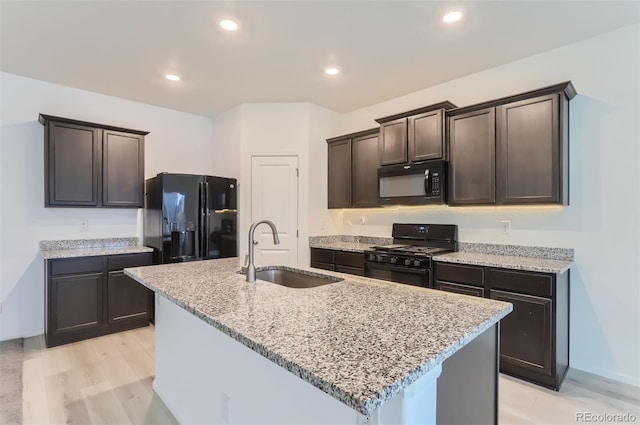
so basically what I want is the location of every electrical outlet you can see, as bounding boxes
[500,220,511,235]
[221,393,230,423]
[80,220,89,232]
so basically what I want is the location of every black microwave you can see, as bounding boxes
[377,160,447,205]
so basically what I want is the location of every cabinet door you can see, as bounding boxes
[103,130,145,207]
[448,108,496,205]
[310,248,335,271]
[107,271,152,324]
[327,139,352,208]
[46,121,101,206]
[352,133,380,208]
[491,289,553,377]
[408,109,444,162]
[496,94,561,204]
[379,118,407,165]
[50,272,105,336]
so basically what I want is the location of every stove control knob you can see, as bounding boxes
[413,260,422,267]
[404,259,412,266]
[367,253,376,261]
[376,255,384,262]
[390,257,397,264]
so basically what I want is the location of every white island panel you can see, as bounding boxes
[154,294,442,425]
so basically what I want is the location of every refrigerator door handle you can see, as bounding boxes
[199,181,205,259]
[204,181,210,258]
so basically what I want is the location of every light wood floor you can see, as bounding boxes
[22,326,640,425]
[22,326,177,425]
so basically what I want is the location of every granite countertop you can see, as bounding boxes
[433,252,572,273]
[309,241,378,252]
[40,237,153,259]
[309,235,392,253]
[125,258,511,415]
[308,238,574,274]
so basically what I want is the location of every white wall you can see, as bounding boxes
[211,103,338,268]
[0,72,218,340]
[320,24,640,385]
[308,104,341,237]
[210,105,242,181]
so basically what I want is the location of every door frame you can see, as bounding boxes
[242,153,302,267]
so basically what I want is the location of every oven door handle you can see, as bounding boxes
[365,262,428,275]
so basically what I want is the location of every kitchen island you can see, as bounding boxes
[125,258,511,424]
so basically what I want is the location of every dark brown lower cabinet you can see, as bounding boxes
[50,272,104,337]
[310,248,335,271]
[310,248,364,276]
[490,268,569,390]
[433,261,569,390]
[433,262,484,295]
[45,252,153,347]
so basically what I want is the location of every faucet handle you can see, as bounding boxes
[253,240,259,245]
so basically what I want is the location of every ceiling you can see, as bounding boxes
[1,1,638,117]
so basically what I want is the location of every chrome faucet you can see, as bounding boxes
[246,220,280,282]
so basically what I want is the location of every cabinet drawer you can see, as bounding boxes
[436,281,484,297]
[490,269,552,297]
[108,252,153,271]
[311,248,335,264]
[311,261,334,272]
[335,265,364,276]
[335,251,364,268]
[434,263,484,287]
[50,257,103,276]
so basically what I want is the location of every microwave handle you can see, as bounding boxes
[424,169,430,196]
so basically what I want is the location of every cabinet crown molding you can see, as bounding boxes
[326,127,378,144]
[39,113,150,136]
[374,101,458,124]
[447,81,576,117]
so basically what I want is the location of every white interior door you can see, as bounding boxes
[250,156,299,266]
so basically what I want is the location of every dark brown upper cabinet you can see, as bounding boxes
[448,108,497,206]
[447,82,575,206]
[327,138,352,209]
[378,117,407,165]
[351,131,380,208]
[102,130,145,207]
[40,114,149,208]
[326,128,380,209]
[496,93,568,204]
[375,102,457,166]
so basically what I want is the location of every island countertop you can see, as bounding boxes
[125,258,511,415]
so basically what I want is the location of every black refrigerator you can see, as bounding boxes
[144,173,237,264]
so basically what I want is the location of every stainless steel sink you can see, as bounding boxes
[254,268,343,288]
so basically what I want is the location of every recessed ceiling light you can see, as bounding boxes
[442,10,463,23]
[220,20,239,31]
[165,74,180,81]
[325,68,340,75]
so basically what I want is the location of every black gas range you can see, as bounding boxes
[364,223,458,288]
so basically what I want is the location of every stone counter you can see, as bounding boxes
[40,237,153,259]
[125,258,511,415]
